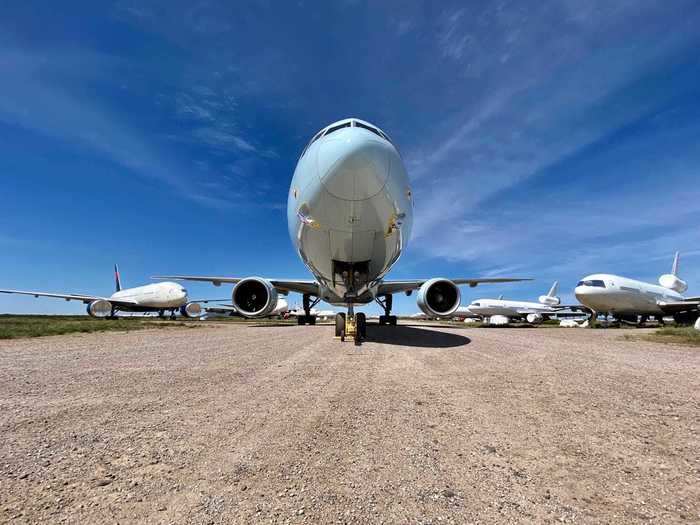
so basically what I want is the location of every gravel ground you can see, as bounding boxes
[0,323,698,524]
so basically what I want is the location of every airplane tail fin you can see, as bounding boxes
[539,281,560,305]
[114,264,122,292]
[671,251,680,276]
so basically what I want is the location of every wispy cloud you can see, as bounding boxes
[406,0,700,277]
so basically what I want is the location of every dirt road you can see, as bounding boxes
[0,323,698,523]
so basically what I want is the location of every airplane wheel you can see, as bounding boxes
[340,329,345,342]
[308,315,317,325]
[378,315,386,326]
[297,315,307,325]
[354,326,361,346]
[389,315,397,326]
[356,312,366,338]
[335,313,346,337]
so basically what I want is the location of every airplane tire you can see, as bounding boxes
[389,315,398,326]
[297,315,307,325]
[335,313,346,337]
[354,326,361,346]
[356,312,366,338]
[378,315,387,326]
[308,316,317,325]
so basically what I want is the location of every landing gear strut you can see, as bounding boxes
[336,306,366,346]
[375,294,397,326]
[297,294,319,325]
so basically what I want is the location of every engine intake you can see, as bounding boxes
[416,278,461,317]
[539,295,560,306]
[86,299,112,318]
[180,302,203,318]
[232,277,279,317]
[526,313,544,324]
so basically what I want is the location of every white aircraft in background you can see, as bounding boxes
[0,265,211,319]
[155,118,528,344]
[202,297,289,319]
[286,306,336,321]
[463,282,589,325]
[575,252,700,325]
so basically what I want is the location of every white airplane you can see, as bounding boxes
[463,282,588,325]
[155,118,528,344]
[202,297,289,319]
[0,265,209,319]
[575,252,700,325]
[287,306,336,321]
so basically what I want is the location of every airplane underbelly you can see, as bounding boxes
[295,188,406,301]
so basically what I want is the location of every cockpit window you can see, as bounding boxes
[576,280,606,288]
[301,129,325,158]
[354,121,384,139]
[324,121,351,137]
[472,302,480,307]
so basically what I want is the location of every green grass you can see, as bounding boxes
[640,326,700,346]
[0,315,196,340]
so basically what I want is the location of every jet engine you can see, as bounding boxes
[86,299,112,318]
[416,278,461,317]
[526,313,544,324]
[231,277,279,317]
[538,295,560,306]
[488,315,510,326]
[180,302,203,318]
[659,274,688,293]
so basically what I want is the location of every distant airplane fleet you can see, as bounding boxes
[2,119,699,338]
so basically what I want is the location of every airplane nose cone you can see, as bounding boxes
[318,129,390,201]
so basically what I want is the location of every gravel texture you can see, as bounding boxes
[0,323,698,524]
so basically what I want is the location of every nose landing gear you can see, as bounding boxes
[335,307,366,346]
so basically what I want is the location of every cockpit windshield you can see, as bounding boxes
[576,280,606,288]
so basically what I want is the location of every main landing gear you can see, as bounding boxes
[375,294,397,326]
[335,306,366,346]
[297,294,318,325]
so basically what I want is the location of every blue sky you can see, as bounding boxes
[2,0,700,315]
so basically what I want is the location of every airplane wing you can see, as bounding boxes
[657,300,700,314]
[377,277,532,296]
[0,289,138,306]
[152,276,320,295]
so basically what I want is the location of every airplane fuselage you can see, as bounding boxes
[111,282,187,310]
[287,118,413,306]
[466,299,559,318]
[574,274,682,315]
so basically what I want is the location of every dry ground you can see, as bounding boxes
[0,323,698,524]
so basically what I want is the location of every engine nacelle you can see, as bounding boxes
[526,313,544,324]
[86,299,112,318]
[488,315,510,326]
[416,278,461,317]
[538,295,560,306]
[232,277,279,317]
[180,302,203,318]
[659,274,688,293]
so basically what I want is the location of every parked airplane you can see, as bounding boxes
[154,118,528,344]
[0,265,210,319]
[574,252,700,325]
[464,282,588,324]
[287,306,337,321]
